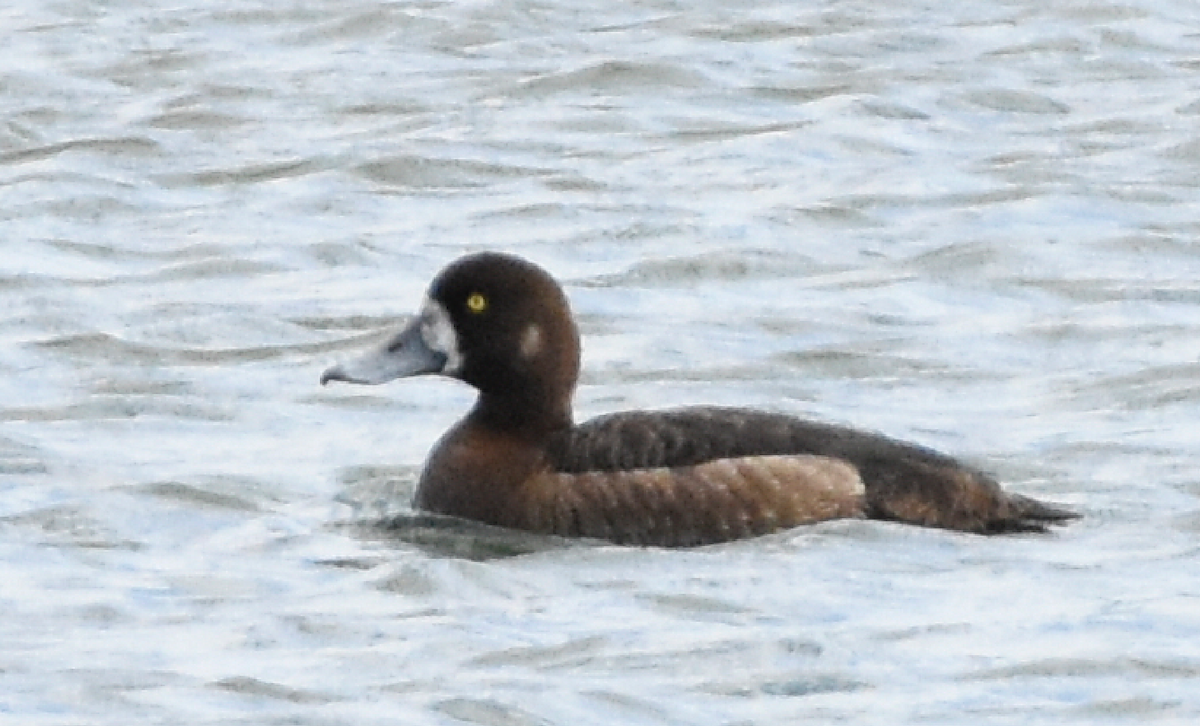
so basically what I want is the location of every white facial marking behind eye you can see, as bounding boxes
[519,323,542,359]
[418,298,462,373]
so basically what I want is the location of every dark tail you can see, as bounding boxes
[861,455,1079,535]
[994,493,1079,534]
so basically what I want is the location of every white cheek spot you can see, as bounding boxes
[519,323,542,360]
[418,298,462,373]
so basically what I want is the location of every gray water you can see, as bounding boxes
[4,0,1200,723]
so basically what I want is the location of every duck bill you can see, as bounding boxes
[321,316,447,386]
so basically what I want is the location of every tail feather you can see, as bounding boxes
[999,493,1079,534]
[861,455,1079,534]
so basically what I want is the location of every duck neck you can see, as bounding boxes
[471,386,573,440]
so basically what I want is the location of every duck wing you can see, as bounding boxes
[547,406,1076,534]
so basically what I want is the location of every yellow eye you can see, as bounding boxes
[466,292,488,314]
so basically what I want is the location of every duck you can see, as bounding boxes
[321,251,1077,547]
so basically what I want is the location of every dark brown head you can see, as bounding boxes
[322,252,581,431]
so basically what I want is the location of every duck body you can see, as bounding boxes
[322,252,1076,546]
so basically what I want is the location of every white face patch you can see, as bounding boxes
[519,323,542,360]
[417,297,462,373]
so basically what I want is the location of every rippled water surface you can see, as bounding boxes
[5,0,1200,723]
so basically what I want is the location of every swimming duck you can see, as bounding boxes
[322,252,1077,546]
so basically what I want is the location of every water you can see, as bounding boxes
[4,0,1200,723]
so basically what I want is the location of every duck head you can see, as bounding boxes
[321,252,581,431]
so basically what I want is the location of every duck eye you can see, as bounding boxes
[465,292,488,314]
